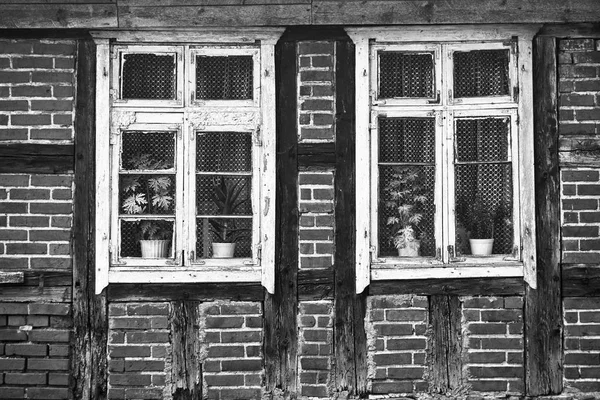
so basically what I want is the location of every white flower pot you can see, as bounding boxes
[212,242,236,258]
[397,240,420,257]
[469,238,494,256]
[140,240,170,258]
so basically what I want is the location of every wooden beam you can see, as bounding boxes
[558,136,600,167]
[108,282,263,302]
[170,301,202,400]
[333,38,367,396]
[370,278,525,296]
[298,142,336,168]
[0,286,71,302]
[264,37,299,398]
[0,272,24,284]
[428,295,467,394]
[119,0,311,4]
[118,5,310,27]
[0,144,74,174]
[312,0,600,25]
[71,38,109,400]
[525,35,562,396]
[298,269,333,301]
[539,23,600,38]
[563,264,600,297]
[0,4,117,29]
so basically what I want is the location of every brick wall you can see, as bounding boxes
[366,295,428,394]
[297,41,335,143]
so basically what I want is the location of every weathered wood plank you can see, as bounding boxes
[71,38,109,400]
[298,142,336,168]
[264,37,299,398]
[563,264,600,297]
[0,4,117,29]
[312,0,600,25]
[120,0,309,5]
[559,136,600,167]
[370,278,525,296]
[118,5,310,27]
[428,296,467,395]
[108,283,263,302]
[539,23,600,38]
[0,144,74,174]
[23,271,72,287]
[0,0,115,3]
[170,301,202,400]
[0,286,71,302]
[526,36,562,396]
[0,272,24,284]
[298,269,333,300]
[334,38,367,396]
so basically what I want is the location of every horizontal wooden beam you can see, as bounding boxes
[559,136,600,167]
[0,4,117,29]
[370,277,525,296]
[119,0,311,5]
[0,143,74,174]
[563,264,600,297]
[24,270,72,287]
[108,282,264,302]
[298,268,333,300]
[312,0,600,25]
[0,286,71,302]
[118,4,311,27]
[0,272,24,285]
[539,23,600,37]
[298,143,336,168]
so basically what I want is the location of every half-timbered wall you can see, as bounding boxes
[1,27,600,400]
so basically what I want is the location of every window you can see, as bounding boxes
[93,30,283,294]
[347,26,538,292]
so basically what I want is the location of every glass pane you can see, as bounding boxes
[456,118,509,162]
[197,132,251,172]
[454,49,510,98]
[121,131,175,170]
[120,174,176,215]
[379,52,434,99]
[196,176,252,216]
[196,55,253,100]
[121,53,176,100]
[196,217,252,259]
[379,118,435,163]
[378,166,436,258]
[120,219,174,258]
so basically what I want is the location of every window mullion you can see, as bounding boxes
[174,125,185,266]
[370,110,381,262]
[442,110,454,263]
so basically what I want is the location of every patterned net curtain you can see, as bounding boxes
[454,50,510,98]
[196,56,253,100]
[121,54,176,100]
[379,52,434,98]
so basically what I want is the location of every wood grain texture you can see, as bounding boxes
[370,278,525,296]
[0,4,117,28]
[108,282,263,302]
[0,286,71,302]
[170,301,202,400]
[333,38,368,396]
[263,38,298,398]
[559,136,600,167]
[120,0,309,5]
[0,144,74,174]
[118,5,310,27]
[539,23,600,38]
[525,35,562,396]
[298,269,334,300]
[0,272,24,284]
[71,38,109,400]
[563,264,600,297]
[23,271,72,287]
[428,295,466,395]
[312,0,600,25]
[298,142,336,168]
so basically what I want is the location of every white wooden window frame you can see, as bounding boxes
[371,43,441,106]
[111,45,184,108]
[187,46,260,108]
[93,29,283,294]
[347,25,539,293]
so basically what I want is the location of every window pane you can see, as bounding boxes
[121,53,176,100]
[197,132,252,172]
[379,52,434,99]
[379,118,435,163]
[120,219,174,258]
[454,49,509,98]
[196,175,252,216]
[121,131,175,170]
[196,217,252,259]
[196,55,253,100]
[454,118,513,256]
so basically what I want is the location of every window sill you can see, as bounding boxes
[371,261,523,280]
[109,265,261,284]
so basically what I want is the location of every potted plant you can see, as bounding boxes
[209,177,250,258]
[384,167,429,257]
[466,199,495,256]
[121,154,174,258]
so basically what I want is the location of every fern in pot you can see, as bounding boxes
[121,154,174,258]
[209,177,251,258]
[384,167,429,257]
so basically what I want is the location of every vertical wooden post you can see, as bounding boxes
[170,301,202,400]
[71,38,108,400]
[525,35,562,396]
[333,39,367,396]
[264,38,298,397]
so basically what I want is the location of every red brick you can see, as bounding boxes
[0,258,28,269]
[13,57,53,69]
[126,303,169,315]
[386,309,426,321]
[312,86,334,97]
[6,242,47,254]
[53,114,72,125]
[32,43,75,56]
[207,345,244,358]
[27,387,69,399]
[559,39,595,51]
[0,41,33,54]
[31,71,73,83]
[563,226,599,237]
[49,243,70,255]
[481,338,522,350]
[564,297,600,309]
[470,380,508,392]
[5,344,47,357]
[371,381,413,394]
[463,297,503,309]
[109,346,151,358]
[204,373,245,386]
[298,42,333,54]
[29,303,69,315]
[468,351,505,363]
[565,353,600,365]
[48,372,69,386]
[0,100,28,111]
[30,175,72,187]
[29,329,70,343]
[52,189,72,200]
[575,80,600,91]
[301,99,333,111]
[27,316,49,327]
[30,258,71,270]
[311,55,333,68]
[0,71,30,83]
[126,331,169,343]
[573,51,600,63]
[387,338,426,350]
[29,229,71,241]
[0,229,28,241]
[54,58,74,69]
[560,123,597,135]
[30,128,72,140]
[11,85,52,97]
[51,216,72,228]
[29,203,72,214]
[300,256,332,269]
[10,216,49,227]
[53,86,74,98]
[0,114,7,125]
[373,352,412,366]
[299,173,333,185]
[4,372,46,385]
[109,317,151,330]
[110,373,152,386]
[563,199,598,211]
[300,302,331,314]
[27,358,69,370]
[301,127,334,140]
[481,309,522,322]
